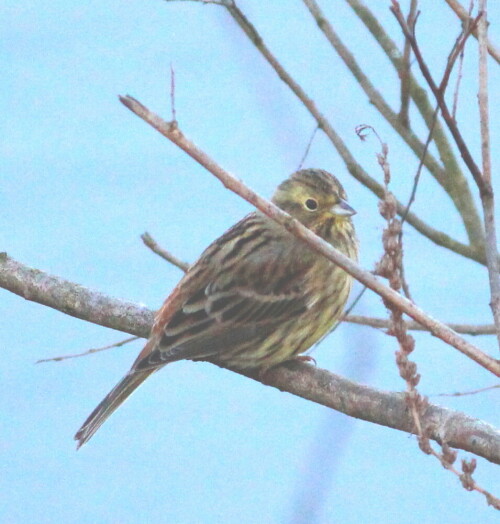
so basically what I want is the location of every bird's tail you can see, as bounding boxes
[74,368,155,449]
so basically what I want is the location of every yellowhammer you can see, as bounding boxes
[75,168,358,447]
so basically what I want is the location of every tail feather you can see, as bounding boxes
[74,369,155,449]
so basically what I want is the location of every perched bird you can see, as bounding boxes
[75,169,358,447]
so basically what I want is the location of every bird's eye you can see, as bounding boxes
[305,198,318,211]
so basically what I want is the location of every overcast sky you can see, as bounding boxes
[2,1,499,523]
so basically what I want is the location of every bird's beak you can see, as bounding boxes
[330,198,356,217]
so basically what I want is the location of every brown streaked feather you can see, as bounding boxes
[131,216,311,371]
[74,368,156,449]
[130,213,310,369]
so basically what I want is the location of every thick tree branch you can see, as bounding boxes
[0,252,153,338]
[117,95,500,377]
[1,252,499,464]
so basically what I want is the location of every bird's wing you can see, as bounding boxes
[133,213,312,372]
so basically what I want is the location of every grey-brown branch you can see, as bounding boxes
[1,252,499,465]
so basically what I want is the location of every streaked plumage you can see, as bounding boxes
[75,169,358,447]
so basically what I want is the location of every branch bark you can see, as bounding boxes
[1,252,499,464]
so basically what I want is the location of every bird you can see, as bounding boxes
[74,168,358,448]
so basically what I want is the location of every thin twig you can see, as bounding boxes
[477,0,500,348]
[435,383,500,397]
[444,0,500,64]
[344,315,497,336]
[440,14,479,93]
[451,1,473,119]
[343,287,367,318]
[118,95,500,377]
[399,0,418,127]
[401,105,439,226]
[170,63,177,122]
[139,233,498,337]
[297,124,319,170]
[141,233,496,336]
[36,337,139,364]
[138,232,497,338]
[141,232,190,271]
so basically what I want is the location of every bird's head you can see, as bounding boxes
[272,169,355,233]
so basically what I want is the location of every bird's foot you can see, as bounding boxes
[293,355,317,366]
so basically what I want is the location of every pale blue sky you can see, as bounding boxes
[1,1,499,523]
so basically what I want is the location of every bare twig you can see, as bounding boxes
[343,287,367,318]
[399,0,418,127]
[344,315,497,336]
[118,95,500,376]
[397,4,475,227]
[400,104,440,225]
[36,336,139,363]
[445,0,500,64]
[399,19,477,259]
[297,124,319,170]
[451,1,472,119]
[170,63,177,122]
[440,15,480,93]
[1,253,499,463]
[141,232,190,271]
[435,384,500,397]
[477,1,500,348]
